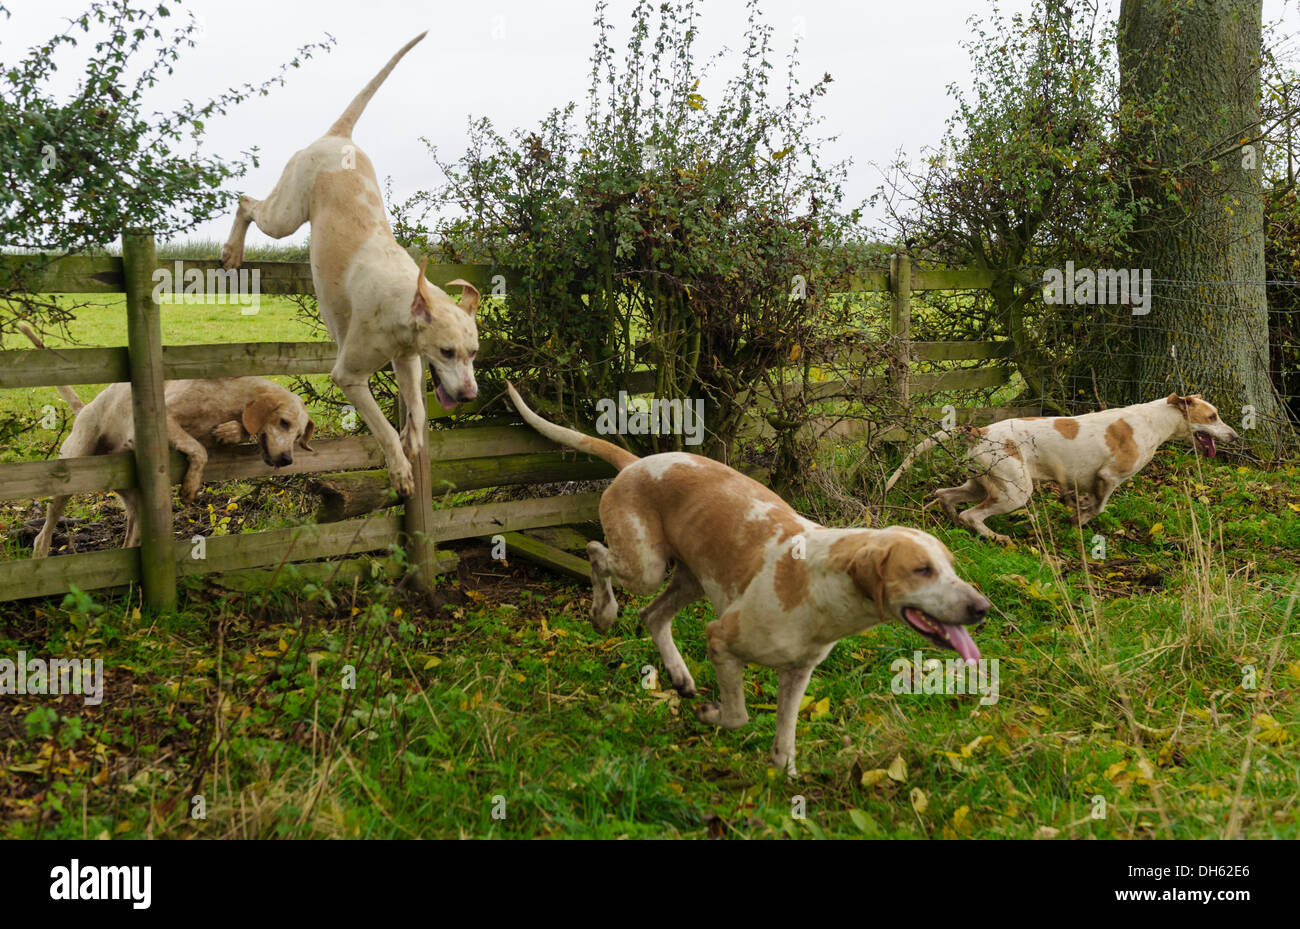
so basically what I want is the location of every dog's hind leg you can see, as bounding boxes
[958,465,1032,545]
[32,495,71,558]
[587,536,670,634]
[586,541,621,632]
[933,479,984,523]
[34,417,101,556]
[638,568,704,696]
[587,492,670,633]
[1078,467,1123,525]
[116,489,140,548]
[221,155,312,269]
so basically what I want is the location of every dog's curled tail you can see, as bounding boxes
[16,323,85,412]
[327,31,428,138]
[506,382,639,472]
[883,430,949,492]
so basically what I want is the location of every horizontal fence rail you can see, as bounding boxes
[0,425,607,503]
[0,255,496,295]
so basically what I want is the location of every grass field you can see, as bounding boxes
[1,276,1297,839]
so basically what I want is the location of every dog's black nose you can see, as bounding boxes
[277,455,293,467]
[967,595,991,624]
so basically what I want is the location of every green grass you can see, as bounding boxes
[0,451,1296,839]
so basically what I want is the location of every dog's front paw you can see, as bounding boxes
[180,481,201,505]
[590,591,618,633]
[671,673,697,698]
[388,455,416,498]
[212,421,245,445]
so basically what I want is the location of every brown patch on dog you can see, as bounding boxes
[774,547,809,610]
[614,455,808,601]
[1018,416,1048,421]
[720,609,742,645]
[1167,393,1218,425]
[1186,398,1219,426]
[828,535,886,616]
[1105,418,1139,472]
[1053,418,1080,439]
[1003,439,1022,460]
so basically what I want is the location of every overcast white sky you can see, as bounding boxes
[3,0,1298,245]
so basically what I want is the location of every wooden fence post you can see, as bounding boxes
[121,230,177,612]
[397,364,437,593]
[889,251,913,409]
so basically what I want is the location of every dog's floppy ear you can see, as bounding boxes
[298,419,316,452]
[412,257,435,324]
[242,396,279,436]
[445,279,480,317]
[847,538,892,618]
[1166,393,1192,411]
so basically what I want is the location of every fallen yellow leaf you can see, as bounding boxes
[860,768,888,788]
[887,754,908,782]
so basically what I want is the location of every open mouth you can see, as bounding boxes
[429,367,457,411]
[901,606,981,663]
[1193,431,1217,458]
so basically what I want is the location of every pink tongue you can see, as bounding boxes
[947,624,981,663]
[435,383,457,410]
[1206,436,1217,458]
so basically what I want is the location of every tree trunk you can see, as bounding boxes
[1118,0,1281,446]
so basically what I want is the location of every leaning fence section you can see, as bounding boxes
[0,236,616,608]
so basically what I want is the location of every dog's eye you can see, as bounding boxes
[280,418,290,429]
[1209,413,1217,421]
[915,564,933,577]
[440,348,455,359]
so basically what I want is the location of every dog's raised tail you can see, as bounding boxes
[883,430,948,492]
[16,323,84,412]
[327,31,428,138]
[506,382,639,472]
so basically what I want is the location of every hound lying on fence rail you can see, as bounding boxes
[507,382,990,776]
[21,321,314,556]
[885,394,1241,543]
[221,31,480,499]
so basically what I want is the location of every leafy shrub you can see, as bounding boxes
[398,0,859,460]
